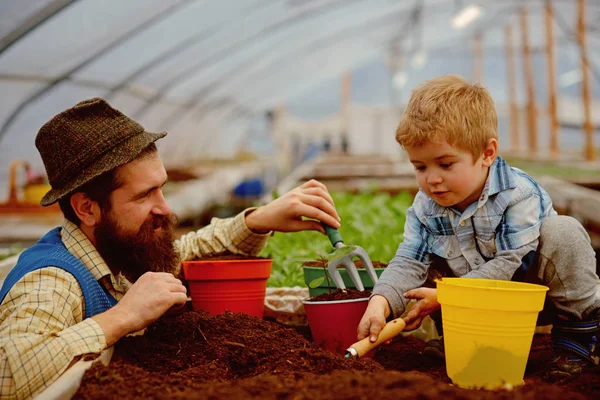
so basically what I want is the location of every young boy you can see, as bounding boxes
[357,75,599,377]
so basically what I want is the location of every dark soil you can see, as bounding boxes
[74,310,599,400]
[307,288,372,302]
[303,260,388,269]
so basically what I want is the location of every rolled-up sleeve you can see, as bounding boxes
[175,208,271,262]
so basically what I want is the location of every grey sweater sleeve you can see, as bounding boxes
[463,240,538,280]
[372,254,429,318]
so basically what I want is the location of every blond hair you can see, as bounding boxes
[395,75,498,160]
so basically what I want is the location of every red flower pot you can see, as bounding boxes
[181,259,272,318]
[303,297,373,357]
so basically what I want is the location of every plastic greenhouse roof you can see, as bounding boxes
[0,0,598,183]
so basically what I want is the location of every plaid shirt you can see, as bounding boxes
[374,157,557,317]
[0,210,269,399]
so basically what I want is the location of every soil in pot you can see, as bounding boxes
[302,260,388,269]
[307,288,372,302]
[74,309,599,400]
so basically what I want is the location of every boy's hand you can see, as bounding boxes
[403,288,440,331]
[357,295,391,342]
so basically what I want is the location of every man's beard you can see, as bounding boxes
[94,211,180,283]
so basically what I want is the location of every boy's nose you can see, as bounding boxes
[426,173,443,185]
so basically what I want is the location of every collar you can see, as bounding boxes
[60,220,123,288]
[477,156,517,205]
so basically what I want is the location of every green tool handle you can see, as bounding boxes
[322,223,343,247]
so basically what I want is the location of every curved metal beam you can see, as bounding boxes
[240,3,524,109]
[0,0,194,143]
[0,0,79,55]
[159,1,526,137]
[133,0,366,120]
[102,27,216,102]
[104,0,274,102]
[159,0,524,129]
[156,7,414,131]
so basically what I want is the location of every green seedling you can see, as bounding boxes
[308,252,332,293]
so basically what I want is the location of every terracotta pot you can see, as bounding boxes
[182,259,272,318]
[303,297,373,357]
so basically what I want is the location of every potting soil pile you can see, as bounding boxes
[74,310,599,400]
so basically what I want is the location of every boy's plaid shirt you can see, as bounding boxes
[396,156,557,277]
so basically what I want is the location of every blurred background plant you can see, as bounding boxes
[262,190,413,287]
[0,244,23,262]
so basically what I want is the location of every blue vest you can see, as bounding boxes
[0,228,118,318]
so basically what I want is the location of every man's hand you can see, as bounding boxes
[245,179,341,234]
[357,295,391,342]
[403,287,440,331]
[93,272,187,346]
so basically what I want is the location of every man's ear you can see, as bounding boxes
[70,192,101,228]
[482,138,498,167]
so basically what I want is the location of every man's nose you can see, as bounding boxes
[152,190,172,215]
[426,171,443,185]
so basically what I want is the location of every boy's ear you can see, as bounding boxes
[482,138,498,167]
[70,192,102,228]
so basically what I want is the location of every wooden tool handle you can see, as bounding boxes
[346,317,406,358]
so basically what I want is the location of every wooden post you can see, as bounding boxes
[341,72,351,113]
[272,103,292,176]
[474,31,483,83]
[545,1,560,158]
[578,0,595,161]
[341,72,352,153]
[505,24,520,154]
[520,5,537,156]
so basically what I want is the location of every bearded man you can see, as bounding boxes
[0,98,341,400]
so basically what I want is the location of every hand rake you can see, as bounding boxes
[322,223,378,291]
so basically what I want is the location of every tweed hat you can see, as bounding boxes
[36,98,167,206]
